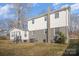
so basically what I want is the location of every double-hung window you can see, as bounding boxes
[55,12,59,19]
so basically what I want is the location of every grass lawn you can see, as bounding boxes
[0,39,68,56]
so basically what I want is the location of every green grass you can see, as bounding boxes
[0,39,67,56]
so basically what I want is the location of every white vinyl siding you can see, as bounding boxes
[28,9,69,31]
[28,17,47,31]
[10,28,29,41]
[50,10,69,28]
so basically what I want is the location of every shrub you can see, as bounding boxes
[54,32,66,44]
[0,36,8,40]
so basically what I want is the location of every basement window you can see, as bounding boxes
[43,39,46,43]
[24,40,27,42]
[55,12,59,19]
[45,29,47,34]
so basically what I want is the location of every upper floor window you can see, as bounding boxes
[55,12,59,19]
[32,20,34,24]
[44,16,48,21]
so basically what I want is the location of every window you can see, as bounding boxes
[17,31,20,35]
[45,29,47,34]
[24,40,27,42]
[11,32,14,37]
[55,28,60,35]
[32,20,34,24]
[43,39,46,43]
[30,39,35,43]
[19,36,21,39]
[32,31,34,36]
[55,12,59,19]
[18,31,20,35]
[44,16,48,21]
[24,32,27,37]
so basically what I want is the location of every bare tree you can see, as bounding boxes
[6,19,15,30]
[13,3,33,30]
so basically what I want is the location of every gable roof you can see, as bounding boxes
[9,28,28,33]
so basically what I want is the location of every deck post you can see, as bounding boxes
[65,7,70,44]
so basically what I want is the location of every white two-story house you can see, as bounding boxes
[28,7,70,43]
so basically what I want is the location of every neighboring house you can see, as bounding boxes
[28,7,70,43]
[10,28,29,42]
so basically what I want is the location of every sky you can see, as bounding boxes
[0,3,79,30]
[0,3,79,20]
